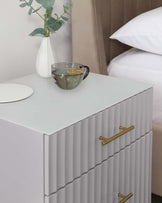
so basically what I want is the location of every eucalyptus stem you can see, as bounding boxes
[50,11,66,28]
[24,0,45,21]
[49,4,72,28]
[44,13,50,37]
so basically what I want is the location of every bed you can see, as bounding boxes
[72,0,162,197]
[108,48,162,128]
[108,48,162,196]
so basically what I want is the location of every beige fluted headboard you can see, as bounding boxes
[72,0,162,74]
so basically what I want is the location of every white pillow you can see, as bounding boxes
[110,7,162,55]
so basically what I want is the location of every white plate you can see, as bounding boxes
[0,83,33,103]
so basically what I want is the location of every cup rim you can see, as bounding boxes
[51,62,85,76]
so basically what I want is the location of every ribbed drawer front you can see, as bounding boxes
[45,132,152,203]
[45,88,152,195]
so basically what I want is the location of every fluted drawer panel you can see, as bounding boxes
[45,88,152,195]
[45,132,152,203]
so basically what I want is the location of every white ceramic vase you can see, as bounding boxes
[36,37,54,78]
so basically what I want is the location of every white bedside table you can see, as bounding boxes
[0,73,153,203]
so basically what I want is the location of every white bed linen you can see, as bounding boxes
[110,7,162,55]
[108,48,162,125]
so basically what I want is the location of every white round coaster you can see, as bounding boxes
[0,83,34,103]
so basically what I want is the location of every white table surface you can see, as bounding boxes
[0,73,152,135]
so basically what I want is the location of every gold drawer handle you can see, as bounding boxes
[99,126,134,146]
[118,193,133,203]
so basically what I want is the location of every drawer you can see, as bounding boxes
[45,132,152,203]
[44,88,152,195]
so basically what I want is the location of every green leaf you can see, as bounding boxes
[35,0,55,9]
[42,0,55,9]
[33,6,42,13]
[61,16,69,21]
[19,3,27,7]
[46,17,64,33]
[19,0,24,1]
[35,0,42,4]
[28,7,33,15]
[63,3,72,13]
[29,28,47,37]
[28,0,33,6]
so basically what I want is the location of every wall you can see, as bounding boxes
[0,0,72,82]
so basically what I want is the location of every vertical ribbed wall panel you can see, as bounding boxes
[45,89,152,195]
[129,140,135,203]
[81,118,89,174]
[57,129,66,190]
[139,135,145,203]
[65,126,74,184]
[144,132,151,203]
[73,122,81,178]
[45,132,152,203]
[88,170,95,203]
[149,132,152,203]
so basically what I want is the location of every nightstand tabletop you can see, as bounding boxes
[0,73,152,135]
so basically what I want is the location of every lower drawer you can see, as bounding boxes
[45,131,152,203]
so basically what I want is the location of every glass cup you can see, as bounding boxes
[51,62,90,90]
